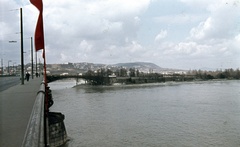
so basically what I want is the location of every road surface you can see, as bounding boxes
[0,76,20,92]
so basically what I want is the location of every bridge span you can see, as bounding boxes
[47,75,115,85]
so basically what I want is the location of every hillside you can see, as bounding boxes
[112,62,164,73]
[114,62,162,69]
[46,62,185,74]
[112,62,185,73]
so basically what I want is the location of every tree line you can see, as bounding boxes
[188,68,240,80]
[85,67,240,80]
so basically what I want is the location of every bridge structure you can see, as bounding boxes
[46,75,114,85]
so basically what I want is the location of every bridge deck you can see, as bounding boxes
[0,77,43,147]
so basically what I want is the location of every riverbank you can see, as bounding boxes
[71,79,239,93]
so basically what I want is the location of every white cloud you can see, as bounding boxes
[153,14,205,25]
[235,34,240,41]
[161,42,208,57]
[190,2,240,40]
[128,41,144,53]
[180,0,240,69]
[60,53,67,62]
[31,0,153,64]
[155,30,168,42]
[180,0,222,9]
[78,40,93,53]
[190,17,213,40]
[1,0,240,69]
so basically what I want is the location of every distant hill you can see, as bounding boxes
[46,62,186,74]
[112,62,186,73]
[113,62,162,69]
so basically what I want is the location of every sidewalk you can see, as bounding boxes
[0,77,43,147]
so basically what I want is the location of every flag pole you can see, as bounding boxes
[43,49,48,111]
[30,0,49,145]
[43,50,47,88]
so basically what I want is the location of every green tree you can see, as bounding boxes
[129,68,135,77]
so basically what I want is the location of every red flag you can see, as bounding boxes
[30,0,45,51]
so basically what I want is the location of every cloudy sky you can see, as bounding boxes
[1,0,240,70]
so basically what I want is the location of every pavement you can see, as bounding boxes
[0,77,43,147]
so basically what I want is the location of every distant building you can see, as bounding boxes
[60,73,69,76]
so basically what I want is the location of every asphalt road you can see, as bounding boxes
[0,76,21,92]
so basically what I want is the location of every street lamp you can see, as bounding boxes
[8,40,17,44]
[7,8,24,84]
[8,60,12,75]
[20,8,24,85]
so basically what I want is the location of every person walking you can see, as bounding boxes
[26,72,30,81]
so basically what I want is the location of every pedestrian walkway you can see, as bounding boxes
[0,77,43,147]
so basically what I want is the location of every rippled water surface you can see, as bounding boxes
[49,80,240,147]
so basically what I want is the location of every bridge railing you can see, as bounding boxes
[21,81,45,147]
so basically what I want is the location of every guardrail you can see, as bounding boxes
[22,82,45,147]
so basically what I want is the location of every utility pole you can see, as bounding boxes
[20,8,24,84]
[31,37,34,79]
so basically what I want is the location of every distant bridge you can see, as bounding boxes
[46,75,115,85]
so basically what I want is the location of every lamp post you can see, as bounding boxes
[20,8,24,85]
[8,60,12,75]
[6,8,24,82]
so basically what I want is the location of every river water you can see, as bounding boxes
[49,80,240,147]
